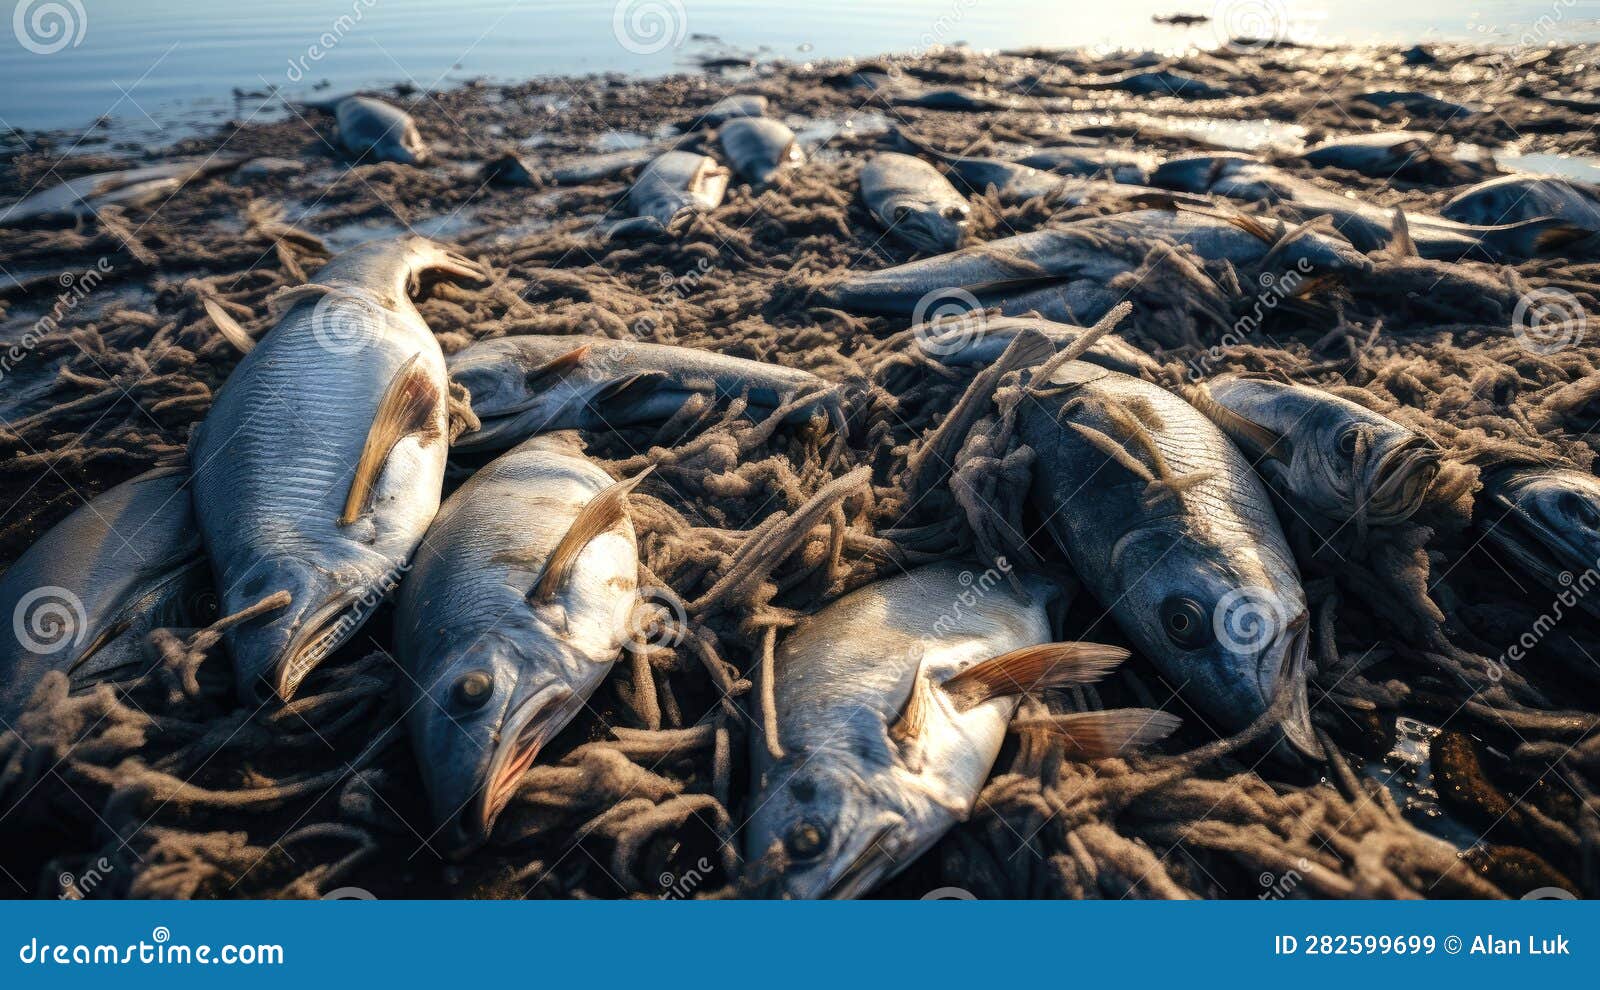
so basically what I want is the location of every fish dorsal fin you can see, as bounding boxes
[339,353,442,525]
[530,465,653,603]
[202,298,255,353]
[526,344,592,388]
[1011,708,1181,759]
[1182,383,1292,464]
[941,641,1130,712]
[1388,208,1418,258]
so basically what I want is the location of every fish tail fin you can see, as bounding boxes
[1012,708,1182,759]
[942,641,1131,710]
[1483,215,1590,259]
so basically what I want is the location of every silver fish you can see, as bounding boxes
[1441,174,1600,232]
[447,334,842,453]
[1301,131,1436,179]
[0,467,207,724]
[895,131,1184,205]
[859,152,970,253]
[0,158,246,226]
[719,117,803,184]
[1015,146,1155,185]
[623,150,730,230]
[1188,374,1442,525]
[335,96,430,165]
[918,313,1164,380]
[692,93,768,127]
[190,236,486,702]
[825,208,1369,318]
[1019,360,1317,756]
[395,433,644,854]
[1072,67,1234,99]
[745,562,1171,898]
[1158,156,1579,260]
[1355,90,1478,117]
[1480,468,1600,618]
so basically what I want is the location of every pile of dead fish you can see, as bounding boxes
[3,47,1600,900]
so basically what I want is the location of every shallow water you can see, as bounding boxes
[3,1,1600,133]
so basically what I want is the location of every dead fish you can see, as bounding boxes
[1186,374,1442,525]
[719,117,802,184]
[891,86,1026,111]
[190,236,488,703]
[0,467,207,724]
[1148,151,1260,193]
[1355,90,1478,118]
[1159,156,1581,260]
[918,313,1164,380]
[1301,131,1439,180]
[447,334,843,452]
[1019,360,1318,757]
[550,143,673,185]
[825,207,1369,318]
[1480,468,1600,617]
[859,152,969,253]
[335,96,430,165]
[0,158,246,226]
[612,150,730,235]
[895,130,1180,204]
[745,562,1175,898]
[683,93,769,128]
[1442,174,1600,232]
[395,433,645,854]
[1015,146,1155,185]
[1072,67,1234,99]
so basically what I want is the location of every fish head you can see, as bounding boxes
[1109,523,1317,757]
[382,118,430,166]
[408,628,600,858]
[223,554,403,704]
[745,751,921,899]
[887,198,970,253]
[1483,469,1600,590]
[1291,404,1442,524]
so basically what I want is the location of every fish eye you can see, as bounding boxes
[1560,491,1600,529]
[784,821,829,862]
[451,670,494,709]
[1159,596,1210,649]
[1337,426,1360,458]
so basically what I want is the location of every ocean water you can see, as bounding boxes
[0,0,1598,134]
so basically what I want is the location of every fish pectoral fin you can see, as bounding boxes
[1181,384,1292,464]
[530,465,654,604]
[942,641,1131,711]
[1387,208,1418,258]
[889,670,939,745]
[1011,708,1181,760]
[202,297,256,354]
[339,353,443,526]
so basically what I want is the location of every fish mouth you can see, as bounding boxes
[820,820,904,900]
[469,682,575,846]
[1364,438,1442,524]
[273,590,367,701]
[1266,612,1321,759]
